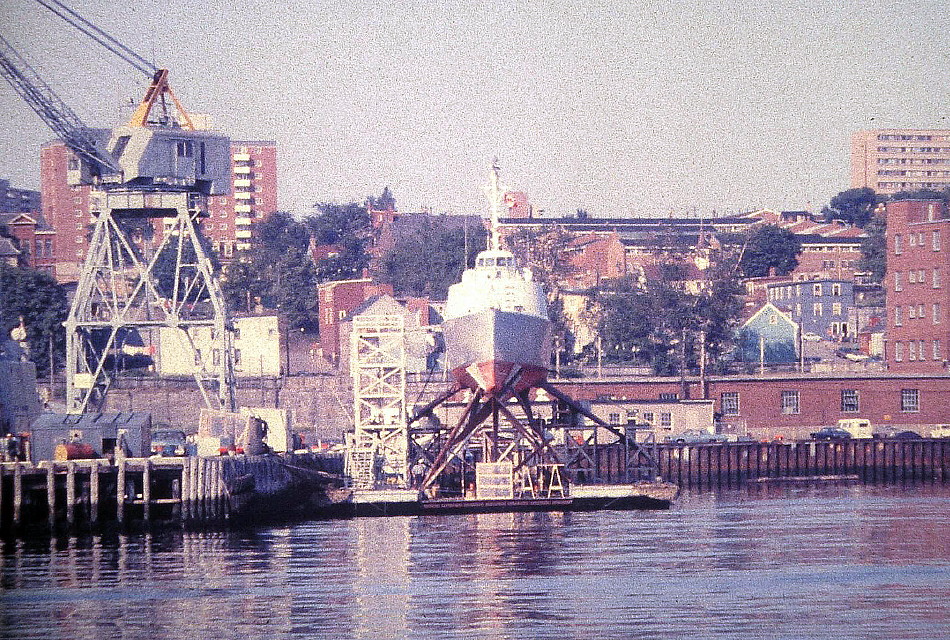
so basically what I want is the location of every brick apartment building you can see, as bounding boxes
[0,212,56,274]
[40,139,277,280]
[885,199,950,373]
[205,141,278,257]
[851,129,950,196]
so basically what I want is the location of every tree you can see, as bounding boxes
[367,186,396,211]
[739,224,801,278]
[824,187,880,227]
[890,187,947,201]
[306,202,373,282]
[270,246,319,330]
[590,261,743,375]
[379,217,486,298]
[858,212,887,284]
[0,263,68,376]
[503,226,578,297]
[221,212,318,330]
[151,226,221,302]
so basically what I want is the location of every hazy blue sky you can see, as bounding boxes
[2,0,948,218]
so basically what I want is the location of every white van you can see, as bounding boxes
[930,425,950,438]
[837,418,873,439]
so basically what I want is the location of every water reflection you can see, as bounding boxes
[1,484,948,639]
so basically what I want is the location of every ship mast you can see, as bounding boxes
[487,159,503,251]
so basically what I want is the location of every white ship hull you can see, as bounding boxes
[443,308,551,397]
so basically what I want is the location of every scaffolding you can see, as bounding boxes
[345,314,409,489]
[64,190,236,414]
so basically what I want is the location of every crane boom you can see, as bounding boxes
[33,0,157,77]
[0,33,121,176]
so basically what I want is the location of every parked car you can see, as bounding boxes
[889,430,922,440]
[150,429,196,457]
[810,427,852,441]
[666,429,730,444]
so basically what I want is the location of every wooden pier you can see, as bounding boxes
[2,440,947,534]
[0,453,338,534]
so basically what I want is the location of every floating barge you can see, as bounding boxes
[338,482,679,517]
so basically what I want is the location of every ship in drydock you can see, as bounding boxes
[441,163,552,397]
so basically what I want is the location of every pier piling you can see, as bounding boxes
[116,458,126,525]
[66,462,76,526]
[142,460,151,524]
[90,463,99,525]
[46,465,55,528]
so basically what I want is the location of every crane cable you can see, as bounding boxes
[33,0,157,77]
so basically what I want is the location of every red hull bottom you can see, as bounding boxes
[451,361,547,398]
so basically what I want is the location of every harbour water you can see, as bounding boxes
[2,483,948,639]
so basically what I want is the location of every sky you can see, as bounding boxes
[1,0,949,219]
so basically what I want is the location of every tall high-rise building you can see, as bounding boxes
[40,139,277,280]
[884,199,950,373]
[204,140,278,257]
[851,129,950,195]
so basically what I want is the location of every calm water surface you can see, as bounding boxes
[2,483,949,639]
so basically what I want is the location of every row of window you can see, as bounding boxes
[770,282,844,300]
[875,146,950,152]
[783,302,845,318]
[876,134,940,141]
[894,230,942,254]
[607,411,673,427]
[720,389,920,415]
[893,340,942,362]
[802,246,859,253]
[23,239,54,259]
[893,302,941,326]
[877,170,950,177]
[893,269,941,290]
[877,157,947,164]
[877,181,950,190]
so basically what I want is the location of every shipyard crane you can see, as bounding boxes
[0,0,237,413]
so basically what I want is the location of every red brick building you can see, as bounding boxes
[503,191,533,218]
[40,142,95,281]
[563,231,627,289]
[316,278,395,363]
[204,141,278,258]
[885,199,950,373]
[0,212,56,274]
[553,373,950,437]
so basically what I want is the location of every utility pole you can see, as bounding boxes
[680,327,688,399]
[596,336,602,378]
[699,330,707,399]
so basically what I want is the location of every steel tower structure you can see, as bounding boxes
[345,314,409,489]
